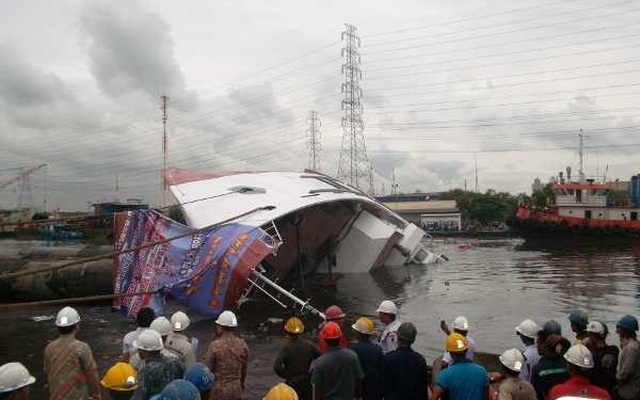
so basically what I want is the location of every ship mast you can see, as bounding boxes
[578,129,586,183]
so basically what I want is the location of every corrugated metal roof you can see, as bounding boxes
[381,200,459,213]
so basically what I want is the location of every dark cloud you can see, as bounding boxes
[228,82,293,125]
[0,46,73,107]
[80,0,186,98]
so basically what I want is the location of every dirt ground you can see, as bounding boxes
[0,300,315,399]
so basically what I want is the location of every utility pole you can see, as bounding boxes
[474,154,479,193]
[306,110,322,171]
[337,24,371,192]
[43,165,48,212]
[161,95,169,206]
[368,163,375,196]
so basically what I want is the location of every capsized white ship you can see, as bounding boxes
[168,170,446,281]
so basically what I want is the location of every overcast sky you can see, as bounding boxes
[1,0,639,211]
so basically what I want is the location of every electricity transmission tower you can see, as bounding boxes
[337,24,372,192]
[306,110,322,171]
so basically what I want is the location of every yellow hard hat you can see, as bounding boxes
[284,317,304,334]
[445,333,469,353]
[351,317,376,335]
[263,382,299,400]
[100,362,137,391]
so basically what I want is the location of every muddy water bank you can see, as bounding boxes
[0,240,113,301]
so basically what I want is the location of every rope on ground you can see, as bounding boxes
[0,290,159,309]
[0,206,274,281]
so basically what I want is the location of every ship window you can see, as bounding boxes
[632,212,638,221]
[584,210,592,219]
[576,190,582,203]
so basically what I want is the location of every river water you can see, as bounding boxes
[1,236,639,399]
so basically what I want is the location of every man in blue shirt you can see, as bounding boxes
[431,333,489,400]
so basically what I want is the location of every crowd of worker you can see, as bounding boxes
[0,301,639,400]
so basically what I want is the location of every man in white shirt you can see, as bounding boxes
[376,300,401,355]
[515,318,542,382]
[122,307,156,360]
[441,316,476,365]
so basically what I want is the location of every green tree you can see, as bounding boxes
[441,189,518,227]
[530,182,555,210]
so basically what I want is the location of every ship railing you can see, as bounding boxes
[237,264,326,320]
[262,220,283,254]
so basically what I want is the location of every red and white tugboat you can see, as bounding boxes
[512,137,640,237]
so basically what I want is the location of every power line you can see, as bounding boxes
[365,32,640,72]
[363,0,571,39]
[366,125,640,141]
[368,143,640,154]
[366,58,640,92]
[362,3,640,56]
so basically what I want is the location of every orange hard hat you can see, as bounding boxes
[324,305,345,321]
[446,332,469,353]
[320,321,343,340]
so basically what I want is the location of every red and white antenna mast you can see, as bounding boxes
[161,95,169,206]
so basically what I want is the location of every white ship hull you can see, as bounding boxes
[169,171,445,279]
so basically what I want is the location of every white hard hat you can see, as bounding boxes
[516,319,541,339]
[586,320,607,336]
[376,300,397,315]
[552,397,603,400]
[150,317,172,337]
[134,329,164,351]
[498,348,526,372]
[55,306,81,327]
[563,344,594,369]
[171,311,191,332]
[0,362,35,393]
[215,310,238,328]
[452,316,469,331]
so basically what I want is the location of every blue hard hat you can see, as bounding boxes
[568,311,588,326]
[159,379,201,400]
[617,315,639,332]
[183,363,214,392]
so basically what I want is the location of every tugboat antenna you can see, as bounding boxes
[578,129,588,182]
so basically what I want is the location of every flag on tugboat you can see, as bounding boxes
[113,209,275,318]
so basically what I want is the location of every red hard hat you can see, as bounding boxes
[324,305,345,321]
[320,321,343,340]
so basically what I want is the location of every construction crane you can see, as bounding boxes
[0,164,47,190]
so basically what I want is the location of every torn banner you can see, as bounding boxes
[113,209,274,318]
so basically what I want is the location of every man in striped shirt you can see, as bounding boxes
[44,306,102,400]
